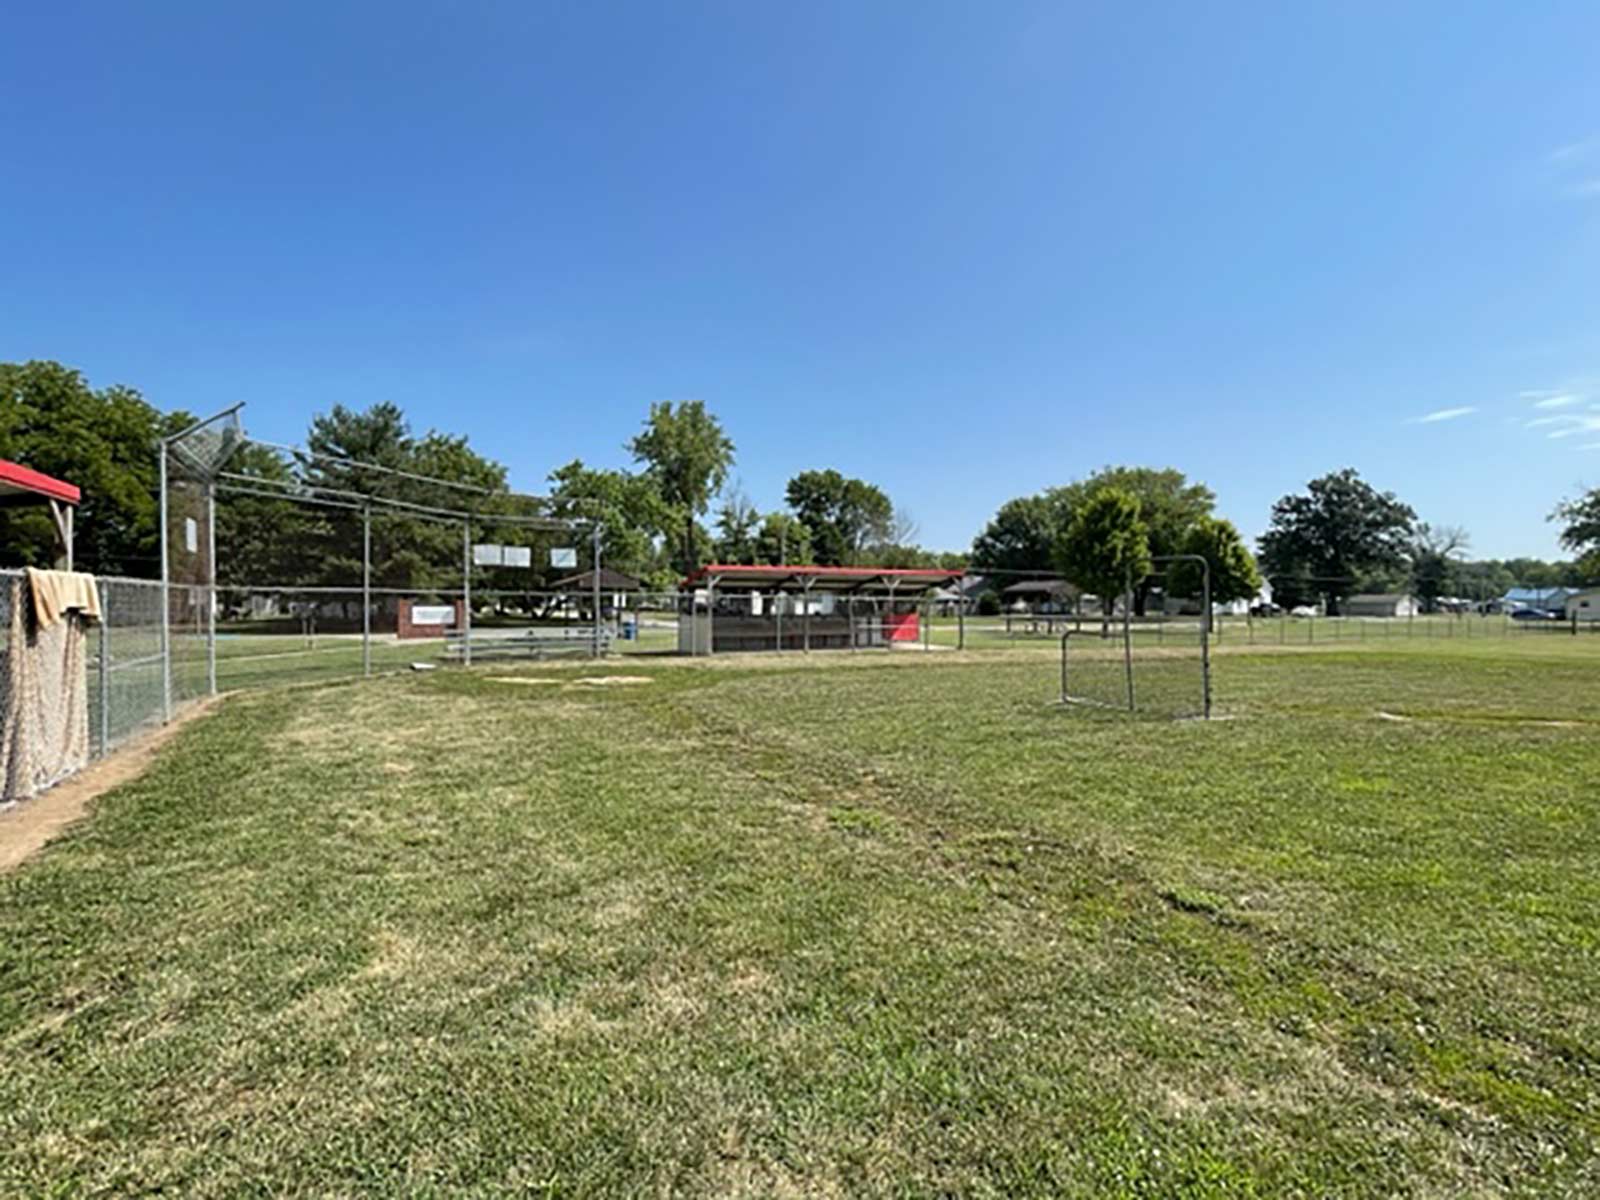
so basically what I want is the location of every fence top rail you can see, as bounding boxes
[212,584,683,597]
[0,567,162,588]
[217,473,595,530]
[225,438,601,532]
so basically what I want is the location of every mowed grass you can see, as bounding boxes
[2,638,1599,1195]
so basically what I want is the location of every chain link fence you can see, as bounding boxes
[2,569,174,767]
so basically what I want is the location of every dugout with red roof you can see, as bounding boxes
[678,563,964,653]
[0,460,81,569]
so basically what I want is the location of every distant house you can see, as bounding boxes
[1501,586,1578,614]
[954,574,992,608]
[1565,590,1600,622]
[547,568,641,616]
[1002,579,1079,614]
[1160,579,1273,618]
[550,567,641,593]
[1342,593,1418,618]
[923,574,992,615]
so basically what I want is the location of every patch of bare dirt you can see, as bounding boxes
[0,697,223,874]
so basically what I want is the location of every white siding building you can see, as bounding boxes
[1565,590,1600,622]
[1342,594,1418,618]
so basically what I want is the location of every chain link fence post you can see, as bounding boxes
[206,480,218,697]
[158,443,172,723]
[462,519,472,667]
[97,613,111,758]
[591,523,602,659]
[362,503,372,677]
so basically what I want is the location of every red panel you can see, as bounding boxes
[882,611,920,641]
[0,460,80,505]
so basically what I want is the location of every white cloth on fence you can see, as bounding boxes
[1,576,91,806]
[24,567,102,630]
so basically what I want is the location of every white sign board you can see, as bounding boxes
[503,545,532,568]
[550,547,578,569]
[411,605,456,626]
[473,543,503,566]
[184,517,198,554]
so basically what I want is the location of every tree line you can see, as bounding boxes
[0,361,954,588]
[7,358,1598,601]
[0,361,194,575]
[968,467,1261,616]
[971,465,1600,615]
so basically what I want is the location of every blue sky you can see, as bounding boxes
[5,2,1600,559]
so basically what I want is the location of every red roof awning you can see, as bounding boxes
[682,563,964,592]
[0,460,81,507]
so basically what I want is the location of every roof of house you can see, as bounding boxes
[548,568,642,591]
[1002,579,1076,596]
[0,460,80,508]
[681,563,964,592]
[1503,586,1578,604]
[1344,593,1411,604]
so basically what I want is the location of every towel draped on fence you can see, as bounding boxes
[1,573,98,806]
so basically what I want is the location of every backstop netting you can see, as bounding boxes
[163,408,242,715]
[192,421,604,687]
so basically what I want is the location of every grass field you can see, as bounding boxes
[4,638,1599,1195]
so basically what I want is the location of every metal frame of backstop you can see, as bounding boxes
[159,404,605,716]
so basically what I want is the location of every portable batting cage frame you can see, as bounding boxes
[158,404,604,719]
[1059,554,1212,719]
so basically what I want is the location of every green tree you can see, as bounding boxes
[411,430,509,498]
[863,506,922,564]
[1409,524,1470,613]
[628,400,735,576]
[300,402,422,588]
[297,403,512,590]
[1501,557,1564,590]
[547,459,674,585]
[713,488,761,565]
[303,402,413,487]
[1553,489,1600,578]
[1258,469,1416,615]
[970,495,1064,579]
[1453,559,1515,606]
[784,469,893,566]
[1053,467,1214,614]
[213,441,311,588]
[1056,488,1152,630]
[1169,516,1262,608]
[0,360,190,574]
[755,512,812,565]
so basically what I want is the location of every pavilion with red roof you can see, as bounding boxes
[678,563,963,654]
[0,460,81,569]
